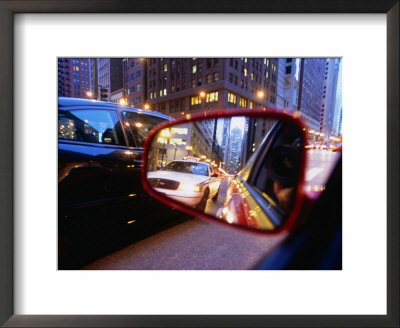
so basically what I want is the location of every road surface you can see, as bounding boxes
[81,149,340,270]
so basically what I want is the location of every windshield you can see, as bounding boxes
[162,162,209,176]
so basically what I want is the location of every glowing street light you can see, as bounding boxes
[144,103,150,110]
[256,90,265,99]
[119,98,127,106]
[86,91,93,98]
[199,91,206,98]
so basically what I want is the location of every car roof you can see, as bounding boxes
[58,97,173,121]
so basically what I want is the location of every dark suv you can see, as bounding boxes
[58,97,175,268]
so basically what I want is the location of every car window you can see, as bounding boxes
[58,109,126,146]
[123,111,166,147]
[162,162,209,176]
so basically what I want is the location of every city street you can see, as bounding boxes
[82,149,340,270]
[306,149,341,187]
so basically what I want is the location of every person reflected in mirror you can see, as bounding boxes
[266,144,300,213]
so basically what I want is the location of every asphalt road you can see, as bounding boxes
[83,217,287,270]
[305,149,341,186]
[81,149,340,270]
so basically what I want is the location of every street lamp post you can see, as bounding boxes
[160,129,170,166]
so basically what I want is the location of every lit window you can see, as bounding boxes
[192,65,197,74]
[157,137,167,144]
[163,88,167,96]
[171,128,188,135]
[191,96,201,105]
[244,68,247,77]
[265,71,269,78]
[244,58,247,63]
[137,84,141,92]
[164,64,168,72]
[239,98,247,108]
[160,90,163,96]
[213,72,219,81]
[227,93,237,104]
[206,92,219,103]
[251,73,254,80]
[170,138,186,145]
[250,101,254,109]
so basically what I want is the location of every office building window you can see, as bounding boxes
[206,92,218,103]
[164,64,167,72]
[137,84,141,92]
[192,65,197,74]
[239,98,247,108]
[227,92,237,104]
[190,96,201,106]
[213,72,219,82]
[207,74,212,83]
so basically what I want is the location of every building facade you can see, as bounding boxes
[297,58,327,131]
[58,58,91,99]
[123,58,147,107]
[320,58,341,137]
[276,58,298,111]
[145,58,279,118]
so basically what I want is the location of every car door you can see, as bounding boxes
[58,107,136,222]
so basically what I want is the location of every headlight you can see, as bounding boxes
[178,183,201,192]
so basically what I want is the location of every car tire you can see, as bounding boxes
[212,187,220,201]
[196,188,209,212]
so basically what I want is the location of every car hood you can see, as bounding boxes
[147,170,210,185]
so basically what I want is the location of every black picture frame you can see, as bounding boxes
[0,1,398,327]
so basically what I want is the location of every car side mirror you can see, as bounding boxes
[142,109,307,233]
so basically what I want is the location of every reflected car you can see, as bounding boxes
[147,160,220,212]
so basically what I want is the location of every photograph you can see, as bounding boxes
[58,57,342,270]
[1,2,397,324]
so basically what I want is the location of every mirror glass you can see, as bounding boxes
[145,116,304,231]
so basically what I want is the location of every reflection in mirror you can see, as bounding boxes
[146,116,303,232]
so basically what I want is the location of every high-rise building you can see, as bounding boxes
[228,127,243,173]
[145,58,278,118]
[58,58,91,99]
[123,58,147,107]
[297,58,327,131]
[276,58,298,111]
[332,59,343,136]
[97,58,124,101]
[321,58,341,137]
